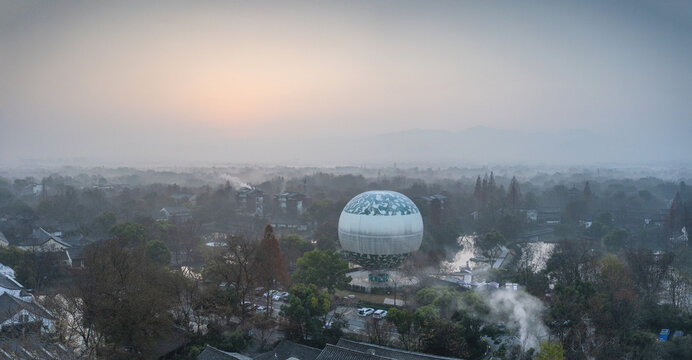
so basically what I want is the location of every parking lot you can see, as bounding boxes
[249,290,394,336]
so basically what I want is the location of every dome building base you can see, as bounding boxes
[368,272,390,282]
[346,269,419,294]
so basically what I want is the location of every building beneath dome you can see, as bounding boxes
[338,190,423,285]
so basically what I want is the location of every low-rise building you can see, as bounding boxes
[0,293,54,334]
[417,194,448,225]
[273,192,309,217]
[11,228,71,252]
[159,206,193,223]
[0,274,28,300]
[236,187,265,216]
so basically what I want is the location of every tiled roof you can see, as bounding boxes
[0,293,52,324]
[335,339,462,360]
[315,344,392,360]
[67,246,87,260]
[11,228,71,248]
[162,206,191,215]
[198,345,253,360]
[254,340,321,360]
[0,336,75,359]
[0,274,22,291]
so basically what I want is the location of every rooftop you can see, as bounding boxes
[0,293,52,324]
[198,345,252,360]
[335,339,462,360]
[255,340,321,360]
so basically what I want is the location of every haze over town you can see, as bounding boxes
[1,1,692,360]
[1,0,691,167]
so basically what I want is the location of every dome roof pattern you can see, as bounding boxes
[338,191,423,269]
[342,191,419,216]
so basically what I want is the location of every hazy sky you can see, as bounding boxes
[1,0,690,165]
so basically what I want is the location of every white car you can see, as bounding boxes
[273,291,289,301]
[372,309,388,319]
[358,307,375,317]
[263,290,279,297]
[255,305,267,313]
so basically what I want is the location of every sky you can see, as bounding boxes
[1,0,691,166]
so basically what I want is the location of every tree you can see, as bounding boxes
[0,246,35,288]
[203,234,258,325]
[166,220,201,266]
[91,211,117,235]
[251,315,277,351]
[387,307,418,350]
[41,293,105,359]
[314,222,338,251]
[497,213,522,240]
[415,309,484,359]
[473,176,483,210]
[535,342,564,360]
[365,316,394,346]
[624,248,673,303]
[280,234,314,268]
[476,231,505,265]
[255,225,289,316]
[582,182,593,212]
[280,283,330,343]
[292,250,351,294]
[603,227,628,251]
[591,254,637,338]
[145,240,171,266]
[546,281,594,348]
[109,222,146,244]
[76,238,177,357]
[507,176,522,210]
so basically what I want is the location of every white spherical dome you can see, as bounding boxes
[338,190,423,269]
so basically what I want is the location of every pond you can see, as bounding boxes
[440,235,482,273]
[518,242,556,272]
[440,235,556,274]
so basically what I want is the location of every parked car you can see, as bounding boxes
[255,305,267,313]
[658,329,670,341]
[263,290,280,297]
[241,301,253,309]
[373,309,388,319]
[673,330,684,338]
[273,291,289,301]
[323,320,334,329]
[358,308,375,317]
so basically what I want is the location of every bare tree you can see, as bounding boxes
[40,293,104,359]
[250,314,277,351]
[75,238,178,357]
[203,234,259,326]
[365,317,395,346]
[666,269,692,310]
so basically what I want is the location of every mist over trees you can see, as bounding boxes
[0,164,691,358]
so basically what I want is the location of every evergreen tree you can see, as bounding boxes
[583,181,593,203]
[473,176,483,210]
[256,225,290,315]
[507,176,521,210]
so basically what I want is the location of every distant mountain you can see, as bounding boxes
[282,126,608,165]
[7,125,685,168]
[219,125,687,166]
